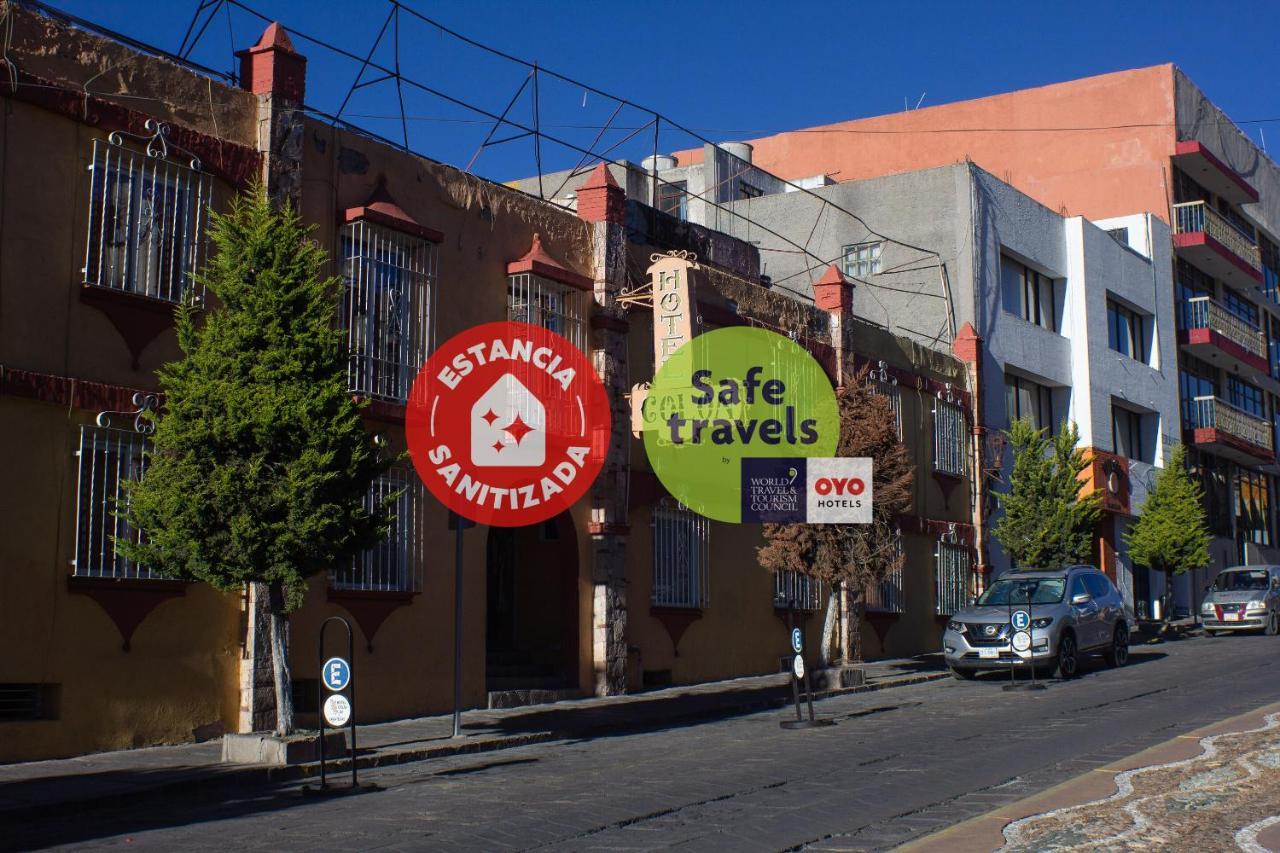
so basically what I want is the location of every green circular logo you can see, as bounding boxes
[643,327,839,522]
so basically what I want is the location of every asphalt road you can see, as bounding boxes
[12,631,1280,852]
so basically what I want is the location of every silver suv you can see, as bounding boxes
[1201,565,1280,635]
[943,565,1132,680]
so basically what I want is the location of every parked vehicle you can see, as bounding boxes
[943,565,1132,680]
[1201,566,1280,636]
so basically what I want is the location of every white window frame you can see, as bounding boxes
[934,540,971,615]
[651,498,709,609]
[83,127,211,304]
[866,529,905,613]
[507,272,589,353]
[843,241,883,278]
[331,467,424,593]
[774,570,823,611]
[73,406,160,580]
[868,361,902,438]
[341,220,436,403]
[933,394,967,476]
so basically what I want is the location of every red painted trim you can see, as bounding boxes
[1179,328,1270,374]
[1173,232,1264,283]
[506,256,594,291]
[1192,427,1276,463]
[342,207,443,243]
[1,366,153,414]
[1174,141,1260,203]
[0,60,260,189]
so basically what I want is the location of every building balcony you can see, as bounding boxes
[1173,201,1263,286]
[1189,396,1275,465]
[1173,141,1259,206]
[1179,296,1270,377]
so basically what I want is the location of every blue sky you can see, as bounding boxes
[57,1,1280,182]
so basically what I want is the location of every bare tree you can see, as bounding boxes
[759,370,914,663]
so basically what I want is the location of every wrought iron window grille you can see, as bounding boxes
[73,393,163,580]
[83,120,211,305]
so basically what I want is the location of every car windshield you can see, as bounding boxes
[1212,571,1271,591]
[975,577,1066,606]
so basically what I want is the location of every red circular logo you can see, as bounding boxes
[406,321,611,527]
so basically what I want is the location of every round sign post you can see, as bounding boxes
[779,609,834,730]
[316,616,358,791]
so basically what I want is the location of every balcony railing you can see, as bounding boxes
[1173,201,1262,273]
[1183,296,1267,360]
[1191,396,1274,452]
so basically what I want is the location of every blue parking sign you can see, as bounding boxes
[322,657,351,692]
[1011,610,1031,632]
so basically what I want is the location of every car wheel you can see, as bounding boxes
[1105,623,1129,667]
[1054,632,1079,679]
[950,667,978,680]
[1205,629,1218,637]
[1266,613,1279,637]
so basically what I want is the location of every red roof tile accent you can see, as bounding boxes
[507,234,594,291]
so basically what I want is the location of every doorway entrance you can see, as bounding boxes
[485,512,579,704]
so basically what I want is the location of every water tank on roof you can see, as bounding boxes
[642,155,678,173]
[720,142,754,164]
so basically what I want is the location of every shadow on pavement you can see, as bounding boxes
[4,768,355,850]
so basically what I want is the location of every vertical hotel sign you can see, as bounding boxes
[630,251,699,436]
[648,250,699,370]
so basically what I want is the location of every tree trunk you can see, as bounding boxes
[267,583,294,737]
[819,589,838,666]
[838,583,851,665]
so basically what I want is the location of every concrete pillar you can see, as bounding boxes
[232,22,307,732]
[578,165,631,696]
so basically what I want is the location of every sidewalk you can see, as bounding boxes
[0,657,945,819]
[901,698,1280,852]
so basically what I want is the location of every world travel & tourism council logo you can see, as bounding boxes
[405,321,610,527]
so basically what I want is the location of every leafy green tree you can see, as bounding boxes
[758,373,914,663]
[120,186,391,735]
[993,418,1100,570]
[1124,443,1210,628]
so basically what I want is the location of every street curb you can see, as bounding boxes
[1,671,948,821]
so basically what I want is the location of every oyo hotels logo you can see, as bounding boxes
[406,321,610,527]
[643,327,847,523]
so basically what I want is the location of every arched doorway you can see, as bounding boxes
[485,511,579,704]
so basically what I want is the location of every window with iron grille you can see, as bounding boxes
[507,273,589,353]
[341,221,435,403]
[866,530,905,613]
[331,467,424,593]
[843,241,883,278]
[933,397,966,476]
[774,570,823,611]
[74,424,158,579]
[84,132,211,304]
[934,541,970,615]
[867,363,902,438]
[651,498,709,609]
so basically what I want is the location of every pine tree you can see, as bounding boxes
[758,372,913,663]
[1124,443,1210,628]
[993,418,1101,570]
[119,186,391,736]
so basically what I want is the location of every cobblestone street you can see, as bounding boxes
[10,631,1280,851]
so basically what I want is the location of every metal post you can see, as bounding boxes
[790,610,802,722]
[1008,580,1016,688]
[318,633,327,790]
[452,519,464,738]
